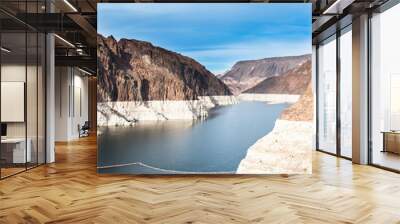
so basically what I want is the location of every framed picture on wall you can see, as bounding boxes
[96,3,313,175]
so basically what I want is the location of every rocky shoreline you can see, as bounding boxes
[238,93,300,104]
[97,95,238,126]
[97,93,299,126]
[237,84,314,174]
[237,119,313,174]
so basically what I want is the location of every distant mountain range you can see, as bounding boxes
[220,55,311,95]
[97,35,232,102]
[244,59,311,94]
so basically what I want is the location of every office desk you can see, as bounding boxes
[1,138,31,163]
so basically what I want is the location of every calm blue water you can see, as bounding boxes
[97,101,287,174]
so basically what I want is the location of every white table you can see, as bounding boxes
[1,138,31,163]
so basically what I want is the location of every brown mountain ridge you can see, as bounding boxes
[220,54,311,95]
[244,59,311,95]
[97,34,232,102]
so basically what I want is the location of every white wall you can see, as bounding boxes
[55,67,89,141]
[72,72,89,138]
[55,67,70,141]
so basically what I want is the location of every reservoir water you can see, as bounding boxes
[98,101,287,174]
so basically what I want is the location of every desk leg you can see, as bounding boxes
[382,133,386,153]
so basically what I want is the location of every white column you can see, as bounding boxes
[46,32,55,163]
[312,45,317,150]
[352,14,369,164]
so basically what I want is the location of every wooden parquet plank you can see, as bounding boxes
[0,135,400,223]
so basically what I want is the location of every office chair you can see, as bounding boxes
[79,121,90,138]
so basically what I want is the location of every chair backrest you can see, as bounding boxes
[83,121,90,129]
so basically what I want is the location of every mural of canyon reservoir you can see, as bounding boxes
[97,3,313,174]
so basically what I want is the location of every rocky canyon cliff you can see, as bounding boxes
[97,35,232,102]
[220,55,311,95]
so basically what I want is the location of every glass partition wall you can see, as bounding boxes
[316,25,352,159]
[0,2,46,179]
[370,3,400,171]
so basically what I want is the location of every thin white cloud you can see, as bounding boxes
[98,3,311,75]
[181,38,311,74]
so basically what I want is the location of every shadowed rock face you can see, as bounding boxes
[244,59,311,95]
[97,35,232,102]
[220,55,311,95]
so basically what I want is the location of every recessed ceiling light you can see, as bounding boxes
[63,0,78,12]
[54,34,75,48]
[78,67,93,76]
[323,0,355,15]
[1,47,11,53]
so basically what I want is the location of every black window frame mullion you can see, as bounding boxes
[36,0,39,168]
[315,44,320,151]
[25,0,28,172]
[336,26,341,157]
[0,24,2,180]
[367,11,373,166]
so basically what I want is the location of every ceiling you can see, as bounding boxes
[0,0,390,74]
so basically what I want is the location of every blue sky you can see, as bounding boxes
[98,3,311,75]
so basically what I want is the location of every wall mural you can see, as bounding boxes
[97,3,313,174]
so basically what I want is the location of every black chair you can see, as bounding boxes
[78,121,90,138]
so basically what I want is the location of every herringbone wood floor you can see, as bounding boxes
[1,136,400,224]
